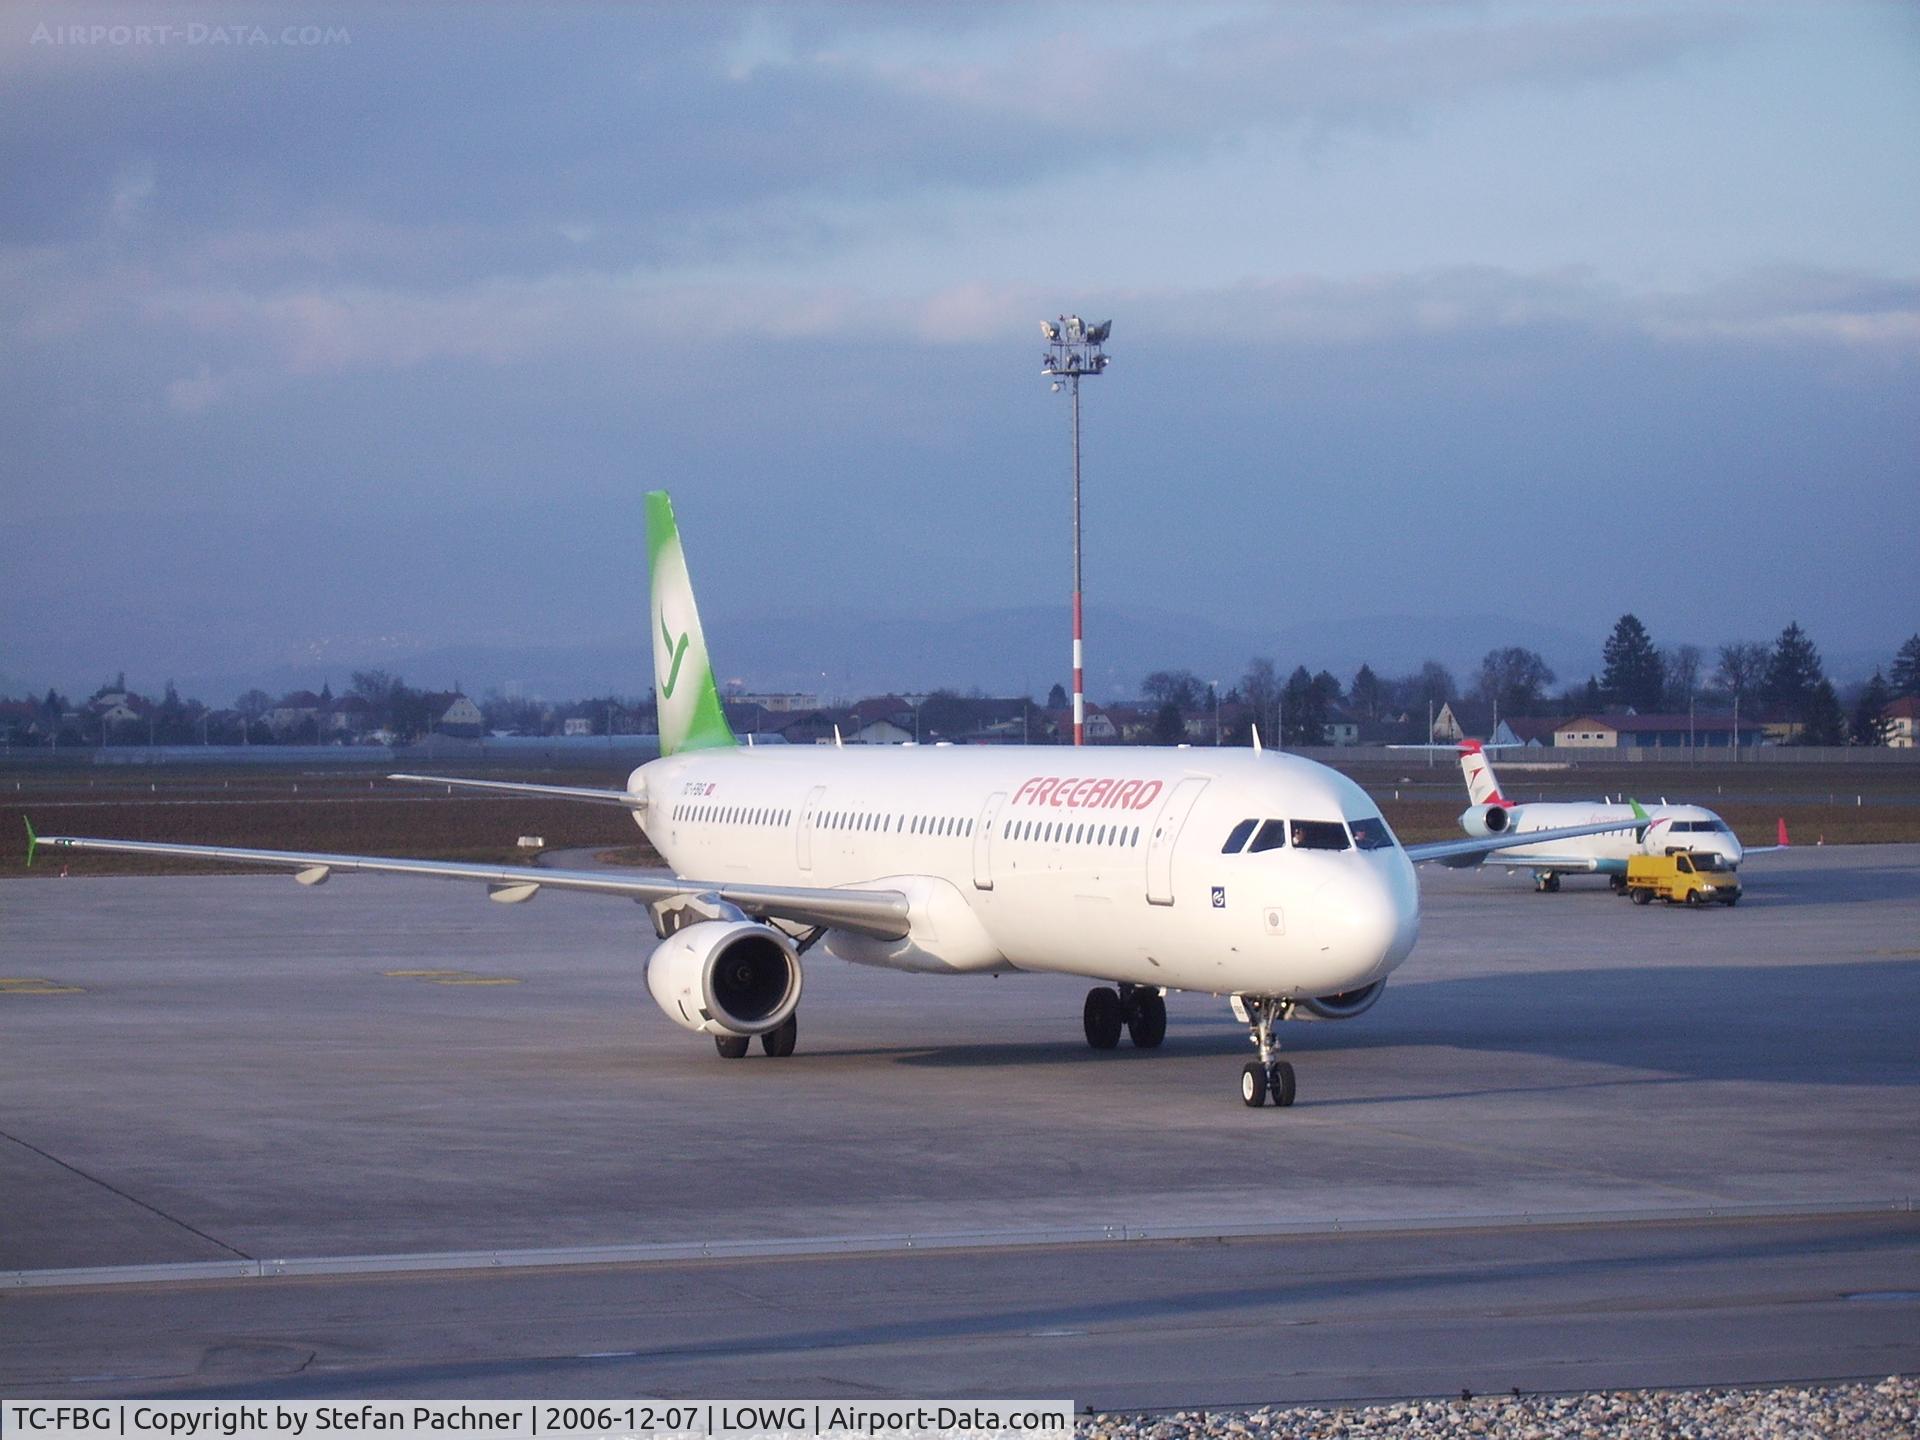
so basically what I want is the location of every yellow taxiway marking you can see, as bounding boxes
[382,969,521,987]
[0,977,86,996]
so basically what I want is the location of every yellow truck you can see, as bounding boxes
[1624,852,1742,907]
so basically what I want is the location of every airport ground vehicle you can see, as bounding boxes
[1624,852,1742,906]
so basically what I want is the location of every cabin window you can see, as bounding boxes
[1249,819,1288,853]
[1292,820,1351,851]
[1349,816,1395,850]
[1222,818,1258,853]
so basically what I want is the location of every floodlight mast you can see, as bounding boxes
[1041,315,1110,746]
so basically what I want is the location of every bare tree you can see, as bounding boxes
[1662,644,1703,710]
[1240,657,1281,741]
[1714,642,1769,702]
[1141,669,1203,711]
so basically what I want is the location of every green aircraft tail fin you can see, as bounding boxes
[645,491,738,759]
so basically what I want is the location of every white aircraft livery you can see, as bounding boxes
[35,492,1637,1106]
[1437,739,1787,892]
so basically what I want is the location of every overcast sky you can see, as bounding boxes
[3,2,1916,702]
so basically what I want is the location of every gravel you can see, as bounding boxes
[1080,1376,1917,1439]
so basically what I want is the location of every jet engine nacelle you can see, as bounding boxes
[1459,802,1512,837]
[646,920,802,1037]
[1294,980,1387,1021]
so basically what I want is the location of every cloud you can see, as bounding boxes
[111,263,1917,401]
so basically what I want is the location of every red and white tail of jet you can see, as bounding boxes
[1458,740,1513,809]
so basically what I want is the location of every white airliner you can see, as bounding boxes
[36,494,1635,1107]
[1431,739,1787,892]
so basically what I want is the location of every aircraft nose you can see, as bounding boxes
[1331,856,1419,975]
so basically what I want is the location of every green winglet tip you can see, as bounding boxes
[24,816,37,868]
[1628,799,1650,821]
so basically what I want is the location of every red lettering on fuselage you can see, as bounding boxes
[1012,776,1167,811]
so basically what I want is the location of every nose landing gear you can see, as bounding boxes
[1235,995,1297,1108]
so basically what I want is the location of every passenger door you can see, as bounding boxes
[1145,777,1209,905]
[796,785,827,871]
[972,791,1006,891]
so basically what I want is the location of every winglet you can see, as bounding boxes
[23,816,37,868]
[1777,816,1790,848]
[645,491,737,759]
[1251,724,1262,755]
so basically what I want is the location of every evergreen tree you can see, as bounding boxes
[1281,665,1331,747]
[1799,678,1846,746]
[1151,701,1185,746]
[1600,613,1663,711]
[1046,682,1068,709]
[1891,634,1920,698]
[1763,622,1825,716]
[1350,663,1383,719]
[1853,671,1894,746]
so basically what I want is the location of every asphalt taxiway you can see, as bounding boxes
[3,844,1917,1402]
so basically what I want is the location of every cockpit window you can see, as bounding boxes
[1291,820,1351,851]
[1248,819,1289,853]
[1222,818,1257,854]
[1348,816,1395,851]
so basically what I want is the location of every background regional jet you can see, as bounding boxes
[1430,739,1787,892]
[37,494,1632,1106]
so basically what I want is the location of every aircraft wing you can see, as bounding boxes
[27,832,909,940]
[1402,817,1650,868]
[387,774,646,808]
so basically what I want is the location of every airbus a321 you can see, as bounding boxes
[1431,739,1787,892]
[36,493,1636,1106]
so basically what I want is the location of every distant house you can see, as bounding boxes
[771,711,841,746]
[266,690,323,736]
[850,718,913,745]
[1494,717,1563,749]
[325,693,373,737]
[562,717,594,737]
[0,701,45,744]
[733,692,823,714]
[1322,707,1361,747]
[1554,713,1765,750]
[1884,696,1920,749]
[422,693,484,739]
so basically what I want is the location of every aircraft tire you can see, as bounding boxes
[1083,988,1123,1050]
[1240,1061,1268,1107]
[761,1014,798,1057]
[1127,991,1167,1049]
[715,1034,750,1059]
[1268,1061,1297,1107]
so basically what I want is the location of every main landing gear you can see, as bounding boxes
[1237,995,1296,1108]
[1082,983,1167,1050]
[1533,871,1561,893]
[714,1012,797,1060]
